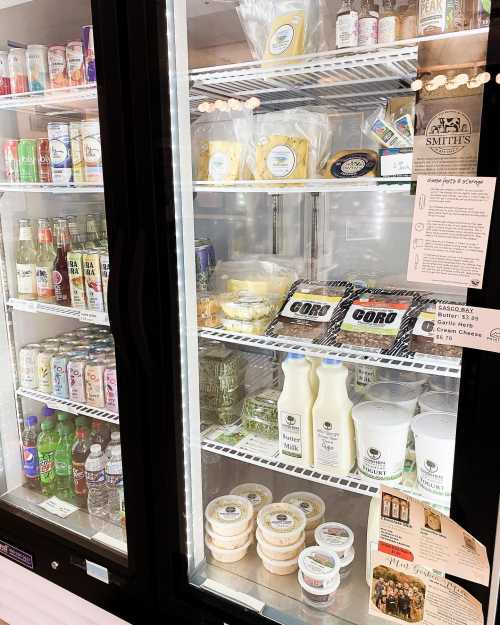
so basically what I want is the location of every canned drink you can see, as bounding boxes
[83,251,104,311]
[195,243,210,291]
[77,333,98,343]
[8,48,28,94]
[48,45,68,89]
[26,45,48,92]
[66,41,86,86]
[63,339,84,349]
[85,358,106,407]
[100,253,109,312]
[37,346,59,393]
[47,122,73,184]
[36,138,52,183]
[67,251,86,308]
[50,351,71,398]
[4,140,19,182]
[68,355,89,402]
[82,25,96,83]
[0,51,11,95]
[18,139,38,183]
[81,120,102,184]
[19,343,41,388]
[69,122,85,183]
[104,366,118,412]
[42,338,61,347]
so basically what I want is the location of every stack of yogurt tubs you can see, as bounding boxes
[281,491,326,546]
[230,483,273,520]
[204,494,255,563]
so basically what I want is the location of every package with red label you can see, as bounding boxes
[409,301,462,359]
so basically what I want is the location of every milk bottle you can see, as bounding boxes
[307,356,321,400]
[278,354,313,467]
[312,359,355,476]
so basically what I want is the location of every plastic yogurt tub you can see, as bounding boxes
[257,542,299,575]
[281,492,326,531]
[257,503,307,547]
[314,522,354,559]
[230,483,273,517]
[365,382,420,415]
[298,570,340,610]
[205,521,253,550]
[256,528,304,561]
[352,401,411,484]
[205,533,252,563]
[205,495,254,537]
[412,411,457,502]
[298,546,340,589]
[418,391,459,415]
[378,368,428,391]
[338,545,355,579]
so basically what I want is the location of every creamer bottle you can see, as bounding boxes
[312,358,355,476]
[278,354,313,467]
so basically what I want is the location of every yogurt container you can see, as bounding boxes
[230,483,273,517]
[298,546,340,589]
[205,533,252,563]
[378,368,428,391]
[257,503,306,547]
[281,492,325,531]
[257,542,299,575]
[305,527,317,546]
[205,495,254,537]
[338,545,355,579]
[418,391,459,415]
[314,522,354,559]
[412,411,457,502]
[256,528,304,561]
[352,401,411,484]
[298,570,340,610]
[205,521,253,550]
[365,382,420,415]
[429,375,459,393]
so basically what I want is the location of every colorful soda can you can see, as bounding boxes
[4,140,20,182]
[48,45,68,89]
[26,44,48,92]
[51,351,71,398]
[85,358,106,407]
[81,120,102,184]
[104,365,118,412]
[47,122,73,183]
[100,253,109,312]
[37,346,58,393]
[0,51,11,95]
[82,25,96,83]
[67,251,87,308]
[83,250,104,311]
[19,343,41,389]
[8,48,28,94]
[69,122,85,183]
[195,243,210,290]
[18,139,38,183]
[68,355,88,402]
[36,138,52,183]
[66,41,86,86]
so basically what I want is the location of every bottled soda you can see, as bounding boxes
[85,443,107,518]
[105,445,123,525]
[72,425,90,506]
[55,422,74,501]
[89,419,110,449]
[22,415,39,489]
[53,218,71,305]
[74,415,91,436]
[36,218,56,302]
[56,411,74,436]
[38,419,59,496]
[16,219,37,300]
[105,430,120,459]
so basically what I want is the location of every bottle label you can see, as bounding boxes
[23,445,39,478]
[105,464,122,488]
[336,12,359,48]
[279,410,302,458]
[39,451,55,483]
[16,263,36,294]
[36,265,55,297]
[19,226,33,240]
[359,17,378,45]
[55,458,72,477]
[316,421,340,467]
[86,468,105,487]
[378,16,399,43]
[73,461,87,494]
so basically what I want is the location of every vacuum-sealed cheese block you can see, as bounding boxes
[263,11,306,60]
[322,150,378,178]
[256,134,309,180]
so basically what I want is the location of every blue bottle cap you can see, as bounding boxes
[26,415,38,426]
[323,357,342,366]
[288,353,305,360]
[41,405,55,417]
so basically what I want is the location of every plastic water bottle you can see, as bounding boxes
[22,415,39,489]
[105,445,123,525]
[105,430,120,459]
[85,443,107,518]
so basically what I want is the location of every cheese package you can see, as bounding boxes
[215,259,298,298]
[321,150,378,178]
[363,106,412,149]
[409,302,462,359]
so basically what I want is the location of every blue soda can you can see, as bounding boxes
[195,243,210,291]
[47,122,73,184]
[196,237,216,272]
[82,25,96,83]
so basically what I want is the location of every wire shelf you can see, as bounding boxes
[0,182,103,193]
[0,83,98,114]
[8,298,109,326]
[193,178,412,194]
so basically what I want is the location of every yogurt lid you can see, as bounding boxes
[314,522,354,552]
[338,545,355,568]
[205,495,253,526]
[298,546,340,580]
[352,401,411,429]
[257,502,306,535]
[298,570,340,595]
[281,491,325,523]
[378,369,427,385]
[418,391,459,414]
[412,411,457,440]
[230,483,273,512]
[366,381,420,403]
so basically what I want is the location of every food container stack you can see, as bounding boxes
[241,388,280,439]
[298,546,341,610]
[204,495,254,563]
[315,522,355,580]
[218,292,280,336]
[281,492,326,546]
[230,483,273,520]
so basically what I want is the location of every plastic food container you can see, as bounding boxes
[314,522,354,559]
[429,375,459,393]
[257,503,307,547]
[418,391,459,415]
[256,528,304,561]
[298,546,340,589]
[218,292,280,321]
[205,533,252,563]
[352,401,411,484]
[281,492,326,531]
[257,542,299,575]
[377,368,428,391]
[298,570,340,610]
[338,546,355,579]
[365,382,420,415]
[221,316,272,335]
[205,495,254,537]
[230,483,273,517]
[205,521,253,550]
[412,411,457,502]
[305,528,317,546]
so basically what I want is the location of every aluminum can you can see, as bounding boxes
[50,351,72,398]
[8,48,28,94]
[82,25,96,82]
[4,140,19,182]
[68,354,89,402]
[48,45,67,89]
[19,343,41,388]
[104,365,118,412]
[0,51,11,95]
[85,358,106,407]
[195,243,210,291]
[83,250,104,311]
[37,346,59,393]
[69,122,85,183]
[18,139,38,183]
[66,41,86,86]
[26,44,48,92]
[47,122,73,183]
[36,138,52,183]
[81,120,102,184]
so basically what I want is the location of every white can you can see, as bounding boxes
[26,44,48,92]
[81,119,103,184]
[85,358,106,407]
[19,343,41,388]
[69,122,85,183]
[8,48,28,94]
[37,346,59,393]
[68,355,88,402]
[66,41,85,87]
[47,122,73,183]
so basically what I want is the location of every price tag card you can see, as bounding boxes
[46,400,79,415]
[435,303,500,354]
[11,299,38,313]
[79,310,108,325]
[39,496,79,518]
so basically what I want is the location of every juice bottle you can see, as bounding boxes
[277,354,313,467]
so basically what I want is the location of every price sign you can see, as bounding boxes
[39,496,79,518]
[79,310,108,325]
[435,303,500,353]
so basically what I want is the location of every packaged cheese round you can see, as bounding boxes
[281,491,325,531]
[257,502,306,546]
[256,527,305,561]
[205,495,254,537]
[321,150,378,178]
[257,542,300,575]
[230,483,273,517]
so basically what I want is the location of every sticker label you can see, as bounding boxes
[217,505,242,522]
[16,264,36,294]
[341,299,409,336]
[336,12,359,48]
[0,538,34,569]
[269,23,295,55]
[281,292,341,323]
[279,410,302,458]
[319,527,350,546]
[267,145,296,178]
[304,552,336,574]
[270,512,294,530]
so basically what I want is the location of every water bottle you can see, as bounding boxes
[105,445,123,525]
[105,430,120,459]
[85,443,107,518]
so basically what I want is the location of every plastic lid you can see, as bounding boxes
[281,492,325,524]
[205,495,253,528]
[90,443,102,454]
[323,358,342,366]
[314,522,354,552]
[298,546,340,581]
[366,381,420,403]
[111,431,120,441]
[230,483,273,512]
[26,415,38,426]
[288,353,305,360]
[257,502,307,535]
[418,391,459,414]
[41,406,55,417]
[352,401,411,429]
[298,570,340,596]
[412,411,457,441]
[41,420,54,431]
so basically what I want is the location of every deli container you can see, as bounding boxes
[205,533,252,563]
[298,546,340,589]
[257,542,299,575]
[298,570,340,610]
[418,391,459,415]
[257,503,306,547]
[365,381,420,415]
[230,483,273,518]
[281,491,325,531]
[205,495,254,537]
[205,521,253,550]
[314,522,354,559]
[256,528,304,561]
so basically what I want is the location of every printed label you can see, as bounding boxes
[287,497,313,517]
[105,470,123,488]
[267,145,296,178]
[23,445,39,478]
[270,512,294,530]
[86,468,105,488]
[359,445,403,481]
[39,451,55,484]
[315,422,340,467]
[208,152,230,181]
[73,462,87,495]
[269,23,295,55]
[355,364,377,387]
[319,526,350,546]
[412,311,435,338]
[417,457,451,497]
[378,16,398,43]
[279,410,302,458]
[281,292,341,323]
[336,12,359,48]
[304,552,336,574]
[0,538,34,570]
[36,265,54,297]
[245,492,262,507]
[217,504,242,522]
[55,459,72,477]
[359,17,378,46]
[341,300,409,336]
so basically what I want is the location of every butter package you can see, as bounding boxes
[409,301,462,359]
[363,106,412,149]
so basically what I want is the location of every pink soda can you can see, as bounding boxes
[104,365,118,412]
[68,354,88,403]
[0,51,11,95]
[48,45,68,89]
[8,48,28,94]
[82,25,96,83]
[66,41,86,87]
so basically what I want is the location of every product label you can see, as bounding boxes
[69,364,86,402]
[217,504,242,522]
[245,492,262,507]
[336,12,359,48]
[370,118,406,148]
[20,348,38,387]
[359,445,403,481]
[319,526,350,546]
[341,299,409,336]
[67,252,86,308]
[55,459,71,477]
[377,16,398,43]
[269,24,295,55]
[36,265,54,297]
[270,512,294,530]
[105,468,122,488]
[39,451,55,483]
[85,468,105,488]
[37,356,52,392]
[315,421,340,468]
[417,457,451,497]
[282,292,342,323]
[16,264,36,295]
[23,445,39,478]
[73,461,87,494]
[359,17,378,46]
[304,552,336,574]
[208,152,230,181]
[331,153,377,178]
[355,364,377,387]
[267,145,296,178]
[412,311,435,338]
[83,254,104,311]
[0,539,34,570]
[279,410,302,458]
[418,0,446,33]
[286,497,314,517]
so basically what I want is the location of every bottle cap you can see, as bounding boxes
[26,415,38,427]
[90,443,101,454]
[41,419,54,431]
[41,406,55,417]
[288,353,305,360]
[323,358,342,366]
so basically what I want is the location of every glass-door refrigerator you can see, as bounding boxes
[154,1,500,624]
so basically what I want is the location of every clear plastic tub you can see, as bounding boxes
[205,533,252,563]
[257,542,299,575]
[418,391,459,415]
[230,483,273,517]
[298,570,340,610]
[205,521,254,550]
[298,546,340,589]
[221,316,272,335]
[256,528,304,561]
[218,292,281,321]
[205,495,254,537]
[377,368,428,391]
[365,381,420,415]
[428,375,459,393]
[281,492,326,531]
[257,503,307,546]
[314,522,354,559]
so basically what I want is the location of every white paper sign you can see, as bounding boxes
[435,303,500,354]
[79,310,108,325]
[39,496,79,518]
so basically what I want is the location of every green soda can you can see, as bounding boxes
[18,139,39,183]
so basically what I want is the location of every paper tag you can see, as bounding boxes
[46,400,79,415]
[85,560,109,584]
[11,299,38,313]
[79,310,108,325]
[435,302,500,353]
[39,496,79,518]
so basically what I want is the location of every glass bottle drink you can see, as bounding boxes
[37,419,59,496]
[22,415,40,489]
[400,0,417,38]
[72,425,90,506]
[35,218,56,302]
[359,0,379,45]
[86,213,100,245]
[55,422,74,501]
[336,0,359,49]
[378,0,400,42]
[53,218,71,305]
[16,218,37,300]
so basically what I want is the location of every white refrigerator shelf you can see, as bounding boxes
[193,178,412,194]
[0,83,98,113]
[0,182,103,193]
[8,298,109,326]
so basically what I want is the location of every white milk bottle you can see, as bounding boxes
[312,358,355,476]
[278,354,313,467]
[307,356,321,400]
